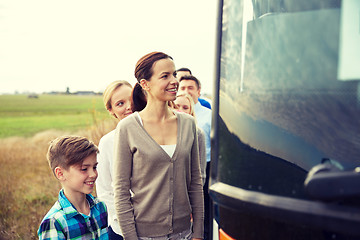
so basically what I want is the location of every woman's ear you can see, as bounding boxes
[140,79,150,91]
[54,167,66,181]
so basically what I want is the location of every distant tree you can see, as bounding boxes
[66,87,70,94]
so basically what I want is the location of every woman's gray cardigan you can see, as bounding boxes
[113,111,204,240]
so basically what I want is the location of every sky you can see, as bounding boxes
[0,0,218,95]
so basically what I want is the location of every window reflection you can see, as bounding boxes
[218,0,360,199]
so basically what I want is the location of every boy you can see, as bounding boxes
[38,135,109,239]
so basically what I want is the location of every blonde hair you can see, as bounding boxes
[103,80,132,118]
[176,93,196,118]
[47,135,98,177]
[168,100,178,110]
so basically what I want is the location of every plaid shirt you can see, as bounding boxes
[38,190,109,239]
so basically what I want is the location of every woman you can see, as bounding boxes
[174,93,207,186]
[96,80,132,240]
[113,52,204,240]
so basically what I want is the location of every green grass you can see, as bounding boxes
[0,94,117,239]
[0,94,111,138]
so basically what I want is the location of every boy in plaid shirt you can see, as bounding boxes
[38,136,109,239]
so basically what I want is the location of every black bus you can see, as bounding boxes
[209,0,360,239]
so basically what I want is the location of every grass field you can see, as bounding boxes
[0,94,112,138]
[0,94,117,239]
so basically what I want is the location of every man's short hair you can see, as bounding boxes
[176,68,192,75]
[47,135,98,176]
[179,75,201,89]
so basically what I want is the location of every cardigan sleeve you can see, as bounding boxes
[189,123,205,239]
[113,121,138,240]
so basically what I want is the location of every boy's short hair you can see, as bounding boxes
[47,135,98,176]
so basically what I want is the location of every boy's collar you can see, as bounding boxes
[58,189,96,219]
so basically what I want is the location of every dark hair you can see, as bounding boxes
[131,52,173,112]
[47,135,98,177]
[179,75,201,89]
[176,67,192,75]
[131,83,147,112]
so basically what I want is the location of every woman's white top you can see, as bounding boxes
[160,144,176,158]
[95,129,122,234]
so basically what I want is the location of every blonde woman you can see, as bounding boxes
[174,93,195,116]
[96,80,132,240]
[113,52,204,240]
[174,93,207,186]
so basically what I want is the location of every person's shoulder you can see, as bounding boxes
[118,112,138,127]
[175,111,197,129]
[115,113,139,134]
[198,98,212,109]
[38,198,78,238]
[38,207,64,239]
[39,200,65,228]
[99,129,115,145]
[175,110,195,122]
[196,101,211,112]
[201,104,212,113]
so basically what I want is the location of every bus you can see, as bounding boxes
[209,0,360,239]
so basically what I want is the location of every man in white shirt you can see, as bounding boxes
[178,75,211,163]
[178,75,212,240]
